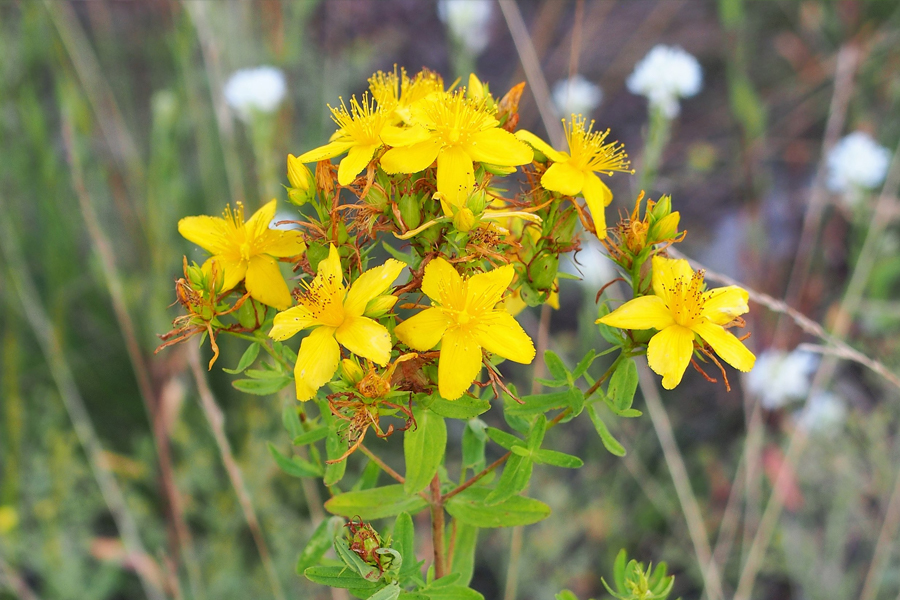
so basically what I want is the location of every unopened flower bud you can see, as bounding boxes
[467,73,485,101]
[398,193,421,230]
[364,295,398,318]
[650,211,680,242]
[341,359,364,385]
[287,154,314,191]
[528,252,559,291]
[650,194,672,221]
[453,207,477,232]
[466,189,487,214]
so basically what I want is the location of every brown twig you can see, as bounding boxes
[430,475,446,580]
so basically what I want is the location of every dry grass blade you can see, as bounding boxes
[497,0,565,147]
[637,359,725,600]
[187,346,286,600]
[0,195,165,600]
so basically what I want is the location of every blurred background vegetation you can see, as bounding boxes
[2,1,900,599]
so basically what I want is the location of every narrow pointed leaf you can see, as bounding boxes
[587,405,626,457]
[326,484,429,520]
[404,408,446,495]
[445,487,550,528]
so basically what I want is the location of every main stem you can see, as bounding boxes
[430,474,446,579]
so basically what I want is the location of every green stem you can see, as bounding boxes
[224,331,292,371]
[637,106,673,193]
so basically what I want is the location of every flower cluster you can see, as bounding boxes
[161,66,756,456]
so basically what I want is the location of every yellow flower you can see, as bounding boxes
[394,258,535,400]
[368,67,444,124]
[269,245,405,401]
[596,256,755,389]
[297,95,391,186]
[380,91,533,206]
[178,200,305,310]
[517,116,632,238]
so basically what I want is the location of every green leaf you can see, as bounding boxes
[326,485,429,520]
[532,449,583,468]
[526,415,548,451]
[543,350,569,381]
[587,405,626,457]
[446,487,550,528]
[296,517,343,574]
[611,408,643,418]
[382,242,417,266]
[268,443,323,478]
[484,427,523,451]
[352,460,381,491]
[484,453,533,506]
[607,359,638,412]
[571,349,597,379]
[304,566,378,590]
[324,429,349,487]
[427,395,490,420]
[567,387,585,417]
[232,376,292,395]
[419,586,483,600]
[505,391,570,416]
[461,420,486,473]
[555,591,579,600]
[282,403,304,439]
[404,408,446,495]
[448,522,478,586]
[222,342,260,374]
[293,426,329,446]
[368,584,402,600]
[613,548,627,592]
[393,512,423,584]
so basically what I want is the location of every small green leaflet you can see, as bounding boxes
[326,484,429,520]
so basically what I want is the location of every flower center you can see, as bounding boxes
[667,270,706,327]
[239,241,252,262]
[564,116,632,175]
[298,273,346,328]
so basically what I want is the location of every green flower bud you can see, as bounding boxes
[650,194,672,222]
[286,154,316,206]
[650,211,680,242]
[398,193,421,230]
[553,209,578,244]
[528,252,559,291]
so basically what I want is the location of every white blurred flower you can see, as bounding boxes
[552,75,603,117]
[795,391,847,435]
[745,349,819,410]
[826,131,890,195]
[627,45,702,118]
[224,66,287,122]
[565,240,617,290]
[438,0,493,55]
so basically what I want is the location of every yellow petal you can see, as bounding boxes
[701,286,750,325]
[258,229,306,258]
[380,124,431,147]
[344,259,406,316]
[436,145,475,206]
[203,256,246,292]
[597,296,675,331]
[651,255,694,307]
[515,130,568,162]
[466,128,533,166]
[337,144,378,186]
[270,304,319,341]
[541,161,584,196]
[438,327,483,400]
[505,290,527,316]
[421,257,462,305]
[646,324,695,390]
[467,264,515,310]
[298,140,354,163]
[316,244,344,288]
[581,172,612,238]
[293,327,340,401]
[244,199,278,240]
[178,215,229,255]
[394,307,451,351]
[380,137,442,174]
[244,255,293,310]
[474,311,535,364]
[335,315,393,366]
[692,320,756,373]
